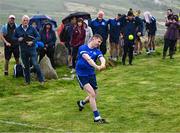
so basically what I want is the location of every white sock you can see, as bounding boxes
[80,101,84,107]
[94,116,101,120]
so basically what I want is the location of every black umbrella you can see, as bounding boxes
[62,12,91,24]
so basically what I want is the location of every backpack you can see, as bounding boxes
[14,64,24,78]
[59,25,68,42]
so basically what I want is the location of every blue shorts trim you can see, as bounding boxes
[76,75,98,90]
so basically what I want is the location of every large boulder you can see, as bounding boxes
[39,55,58,79]
[54,43,68,66]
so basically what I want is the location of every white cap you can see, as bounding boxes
[8,15,16,19]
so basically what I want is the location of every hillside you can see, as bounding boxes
[0,0,180,36]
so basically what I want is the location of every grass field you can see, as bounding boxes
[0,43,180,132]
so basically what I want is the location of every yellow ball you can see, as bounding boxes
[128,34,134,40]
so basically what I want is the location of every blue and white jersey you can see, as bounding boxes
[89,18,109,40]
[76,44,103,76]
[108,18,121,42]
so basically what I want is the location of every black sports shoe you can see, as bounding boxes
[4,72,8,76]
[77,101,84,111]
[94,118,108,124]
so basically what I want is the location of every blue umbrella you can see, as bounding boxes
[29,15,57,31]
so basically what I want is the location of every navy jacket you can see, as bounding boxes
[40,23,56,48]
[144,17,157,35]
[120,16,143,41]
[90,18,108,41]
[13,25,40,49]
[64,23,74,43]
[135,16,144,35]
[108,18,121,42]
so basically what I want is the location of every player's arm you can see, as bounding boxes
[99,56,106,70]
[82,53,100,70]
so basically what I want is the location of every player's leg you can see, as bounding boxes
[84,84,107,123]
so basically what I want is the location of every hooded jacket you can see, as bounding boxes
[84,20,93,44]
[40,22,56,48]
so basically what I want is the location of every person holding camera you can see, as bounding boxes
[163,14,180,59]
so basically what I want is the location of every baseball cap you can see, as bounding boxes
[8,15,16,19]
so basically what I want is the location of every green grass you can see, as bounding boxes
[0,45,180,132]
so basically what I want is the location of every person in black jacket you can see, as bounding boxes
[0,15,19,76]
[39,22,56,68]
[60,17,77,68]
[120,12,143,65]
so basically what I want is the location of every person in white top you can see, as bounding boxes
[83,19,93,44]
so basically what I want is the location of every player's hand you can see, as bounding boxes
[6,42,11,47]
[96,66,101,71]
[18,37,24,42]
[100,64,106,70]
[26,41,33,46]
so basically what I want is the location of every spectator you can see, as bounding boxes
[0,15,19,76]
[13,15,44,85]
[84,19,93,44]
[70,18,86,73]
[57,22,65,44]
[134,10,144,55]
[90,11,108,55]
[143,11,157,54]
[120,11,142,65]
[108,14,122,61]
[61,17,77,68]
[163,15,179,59]
[39,22,57,68]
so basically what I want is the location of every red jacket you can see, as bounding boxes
[70,25,85,47]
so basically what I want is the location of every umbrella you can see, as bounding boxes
[62,12,91,24]
[29,15,57,31]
